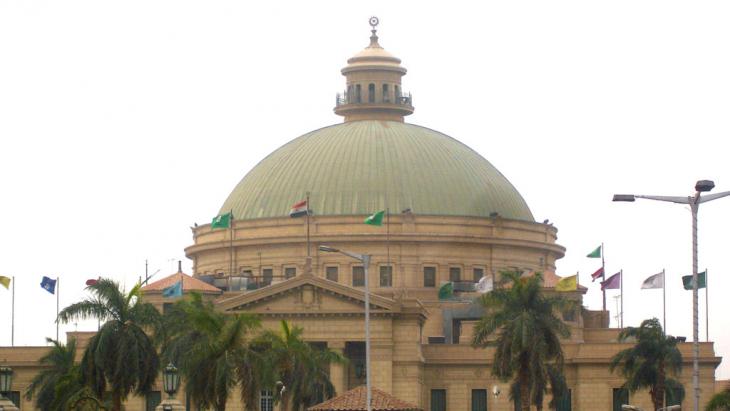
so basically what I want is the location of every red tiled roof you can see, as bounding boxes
[308,386,422,411]
[141,271,221,294]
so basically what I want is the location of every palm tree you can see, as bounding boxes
[162,292,262,411]
[25,338,84,411]
[706,387,730,411]
[471,270,572,411]
[610,318,684,411]
[57,278,161,411]
[258,320,345,411]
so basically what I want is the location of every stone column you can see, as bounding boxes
[329,341,347,395]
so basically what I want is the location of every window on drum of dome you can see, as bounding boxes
[368,83,375,103]
[379,266,392,287]
[284,267,296,279]
[326,266,339,282]
[382,84,389,103]
[423,266,436,287]
[449,267,461,282]
[473,267,484,282]
[352,266,365,287]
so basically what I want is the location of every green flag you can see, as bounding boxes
[211,211,233,229]
[364,210,385,226]
[438,282,454,300]
[586,245,602,258]
[682,271,707,290]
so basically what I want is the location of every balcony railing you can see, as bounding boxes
[335,91,413,107]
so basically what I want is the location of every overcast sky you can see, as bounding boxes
[1,1,729,378]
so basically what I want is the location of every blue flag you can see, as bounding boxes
[162,281,182,298]
[41,276,57,294]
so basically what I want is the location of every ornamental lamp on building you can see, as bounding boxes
[0,367,12,397]
[162,363,180,399]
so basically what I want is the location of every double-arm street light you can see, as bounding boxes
[318,245,372,411]
[613,180,730,411]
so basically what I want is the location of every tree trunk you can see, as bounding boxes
[520,366,531,411]
[654,362,666,411]
[112,393,122,411]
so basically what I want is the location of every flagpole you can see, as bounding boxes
[662,269,666,333]
[56,276,60,341]
[229,210,234,277]
[386,208,390,279]
[11,276,15,346]
[602,243,606,312]
[619,269,623,329]
[306,193,311,259]
[705,268,709,342]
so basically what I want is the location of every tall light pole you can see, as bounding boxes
[613,180,730,411]
[319,245,372,411]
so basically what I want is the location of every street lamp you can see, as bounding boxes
[0,367,11,398]
[0,366,18,411]
[162,363,181,399]
[318,245,372,411]
[613,180,730,411]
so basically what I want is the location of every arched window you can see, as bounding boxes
[368,83,375,103]
[355,84,362,103]
[382,84,389,103]
[347,85,353,103]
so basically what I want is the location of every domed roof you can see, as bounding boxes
[219,121,534,221]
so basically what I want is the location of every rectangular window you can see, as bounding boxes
[449,267,461,282]
[424,266,436,287]
[260,390,274,411]
[562,308,576,322]
[613,388,629,411]
[431,389,446,411]
[666,387,682,406]
[352,266,365,287]
[262,268,273,286]
[326,266,339,282]
[284,267,296,279]
[380,265,393,287]
[8,391,21,409]
[473,268,484,282]
[471,389,487,411]
[556,389,571,411]
[146,391,162,411]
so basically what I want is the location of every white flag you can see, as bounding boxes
[476,275,494,294]
[641,272,664,289]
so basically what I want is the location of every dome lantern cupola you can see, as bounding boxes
[334,17,414,122]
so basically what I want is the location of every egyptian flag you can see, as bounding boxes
[591,267,604,282]
[289,200,308,218]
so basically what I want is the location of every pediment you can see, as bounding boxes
[215,274,398,316]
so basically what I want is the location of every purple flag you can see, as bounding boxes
[600,272,621,290]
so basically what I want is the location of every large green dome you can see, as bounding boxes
[220,121,534,221]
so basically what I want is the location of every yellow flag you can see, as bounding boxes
[0,276,10,289]
[555,274,577,292]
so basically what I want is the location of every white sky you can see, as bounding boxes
[1,1,729,379]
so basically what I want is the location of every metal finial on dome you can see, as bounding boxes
[369,16,379,29]
[368,16,380,47]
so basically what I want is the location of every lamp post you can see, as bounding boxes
[157,363,182,411]
[613,180,730,411]
[319,245,372,411]
[0,367,19,411]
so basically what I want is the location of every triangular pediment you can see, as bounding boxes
[215,274,399,316]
